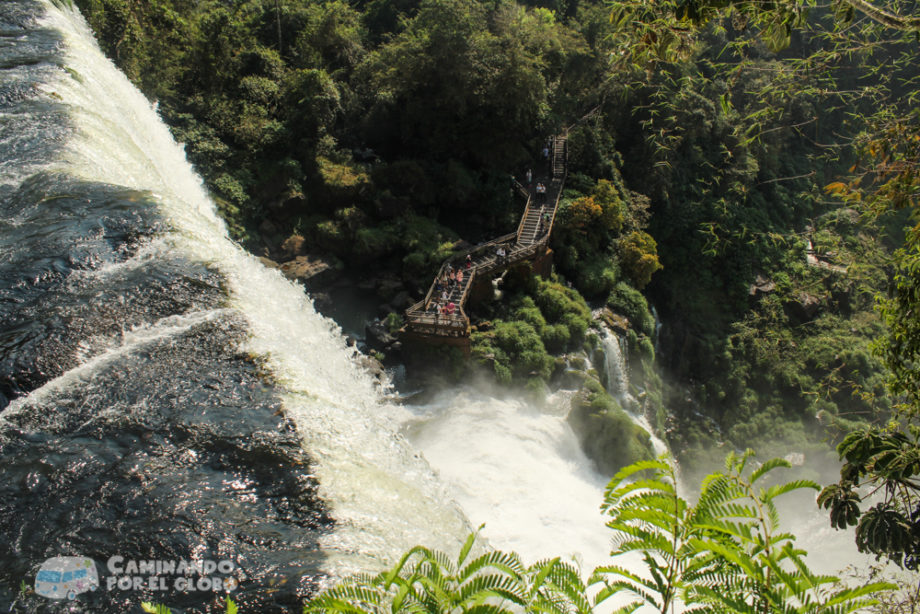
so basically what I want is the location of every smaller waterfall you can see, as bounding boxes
[650,305,663,355]
[598,329,668,457]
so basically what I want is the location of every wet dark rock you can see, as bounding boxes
[259,218,277,236]
[356,353,386,380]
[365,319,397,352]
[389,290,413,311]
[599,308,629,335]
[280,234,306,261]
[356,278,376,291]
[376,277,404,302]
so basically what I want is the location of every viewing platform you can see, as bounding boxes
[402,134,568,353]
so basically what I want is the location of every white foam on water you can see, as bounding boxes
[33,0,470,578]
[401,386,613,574]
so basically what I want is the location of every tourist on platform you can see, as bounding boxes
[466,254,472,269]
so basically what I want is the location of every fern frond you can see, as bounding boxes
[761,479,820,501]
[457,549,526,583]
[748,457,791,483]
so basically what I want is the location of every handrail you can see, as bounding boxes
[409,231,518,317]
[458,268,476,308]
[404,133,567,338]
[515,195,532,243]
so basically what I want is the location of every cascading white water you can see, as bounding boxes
[598,329,668,457]
[33,0,469,579]
[400,385,614,572]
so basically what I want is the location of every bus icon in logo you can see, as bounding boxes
[34,556,99,600]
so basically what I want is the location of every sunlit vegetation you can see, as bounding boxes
[75,0,920,568]
[302,453,893,613]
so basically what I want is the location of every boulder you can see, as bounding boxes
[389,290,414,311]
[376,277,404,302]
[259,219,278,236]
[567,389,655,476]
[280,234,307,260]
[599,308,629,335]
[355,353,386,380]
[279,254,342,290]
[749,274,776,297]
[258,257,280,270]
[784,292,822,323]
[365,319,397,353]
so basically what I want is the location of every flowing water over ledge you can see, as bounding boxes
[0,1,467,611]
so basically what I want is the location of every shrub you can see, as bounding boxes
[607,282,655,337]
[541,323,570,353]
[472,320,553,384]
[384,312,404,334]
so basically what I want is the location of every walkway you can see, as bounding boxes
[403,134,567,338]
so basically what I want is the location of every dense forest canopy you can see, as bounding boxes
[72,0,920,574]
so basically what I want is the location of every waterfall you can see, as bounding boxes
[598,329,668,457]
[650,305,663,355]
[0,1,467,610]
[0,4,874,612]
[400,386,614,573]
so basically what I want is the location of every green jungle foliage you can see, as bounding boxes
[302,452,894,613]
[71,0,898,462]
[74,0,920,567]
[471,276,591,386]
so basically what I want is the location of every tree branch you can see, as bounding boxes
[845,0,920,31]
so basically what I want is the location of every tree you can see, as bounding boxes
[617,231,662,289]
[606,0,920,565]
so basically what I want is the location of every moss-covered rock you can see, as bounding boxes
[567,378,655,476]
